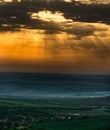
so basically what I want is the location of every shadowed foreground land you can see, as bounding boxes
[0,97,110,130]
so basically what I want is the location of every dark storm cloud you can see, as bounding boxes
[0,0,110,32]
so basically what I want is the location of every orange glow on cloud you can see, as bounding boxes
[31,10,72,23]
[0,21,110,73]
[74,0,110,4]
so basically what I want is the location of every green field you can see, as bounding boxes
[0,98,110,130]
[33,117,110,130]
[0,97,110,108]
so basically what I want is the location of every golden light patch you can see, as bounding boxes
[74,0,110,4]
[31,10,72,23]
[0,22,110,73]
[4,0,12,2]
[63,0,72,2]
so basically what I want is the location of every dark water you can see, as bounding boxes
[0,72,110,98]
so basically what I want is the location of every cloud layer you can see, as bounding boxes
[0,0,110,32]
[0,0,110,73]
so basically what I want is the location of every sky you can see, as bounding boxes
[0,0,110,73]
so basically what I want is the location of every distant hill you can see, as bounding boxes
[0,72,110,98]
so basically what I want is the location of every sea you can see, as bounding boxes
[0,72,110,99]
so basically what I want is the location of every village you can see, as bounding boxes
[0,105,109,130]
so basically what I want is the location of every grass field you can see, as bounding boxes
[0,98,110,130]
[33,117,110,130]
[0,96,110,107]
